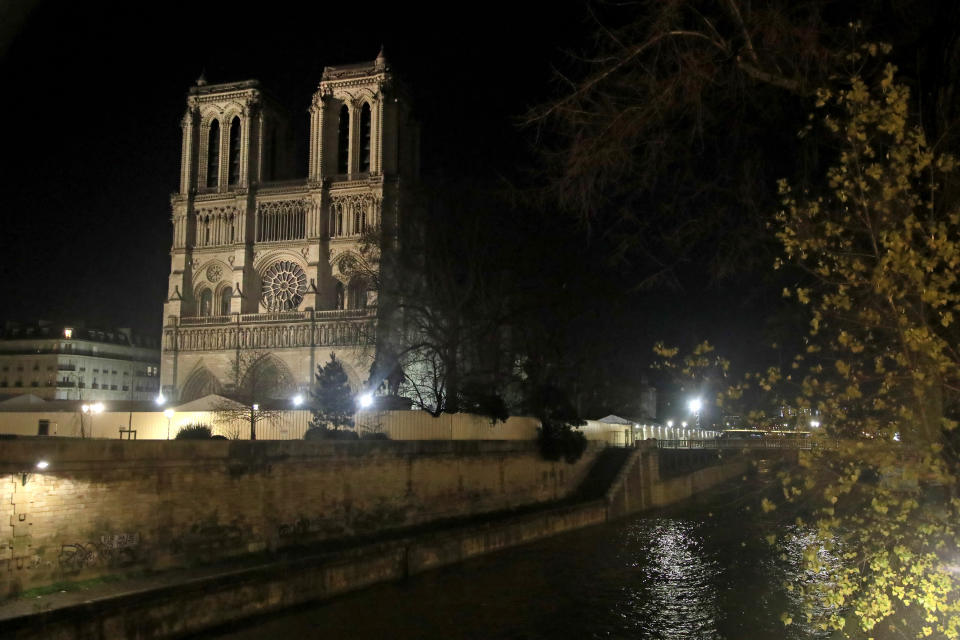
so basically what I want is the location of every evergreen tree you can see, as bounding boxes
[308,353,355,433]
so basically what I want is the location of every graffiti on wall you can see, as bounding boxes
[58,532,140,572]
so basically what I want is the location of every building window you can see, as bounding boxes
[206,119,220,188]
[228,117,241,185]
[335,281,345,310]
[220,287,232,315]
[349,282,368,309]
[255,200,307,242]
[359,102,371,172]
[337,104,349,174]
[38,420,49,436]
[199,289,213,316]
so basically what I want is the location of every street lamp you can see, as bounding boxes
[155,393,165,405]
[688,397,703,429]
[81,402,104,438]
[163,408,174,440]
[292,394,303,407]
[357,392,373,409]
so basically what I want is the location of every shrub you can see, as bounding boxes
[537,420,588,463]
[175,424,212,440]
[304,426,360,441]
[360,431,390,441]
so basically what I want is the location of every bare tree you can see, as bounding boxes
[213,349,288,440]
[523,0,852,289]
[338,179,516,421]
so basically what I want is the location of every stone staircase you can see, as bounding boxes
[574,446,635,500]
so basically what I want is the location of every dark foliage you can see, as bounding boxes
[309,353,355,432]
[537,419,588,464]
[174,424,212,440]
[304,426,360,441]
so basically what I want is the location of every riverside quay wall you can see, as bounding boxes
[0,439,600,598]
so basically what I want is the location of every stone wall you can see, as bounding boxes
[0,439,599,598]
[0,409,540,441]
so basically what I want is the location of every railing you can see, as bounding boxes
[657,439,815,450]
[57,364,76,371]
[176,309,375,326]
[180,315,234,326]
[258,178,309,190]
[239,311,311,323]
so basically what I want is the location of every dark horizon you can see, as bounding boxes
[0,1,590,335]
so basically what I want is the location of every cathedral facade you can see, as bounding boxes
[159,51,418,403]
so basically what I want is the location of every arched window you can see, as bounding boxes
[204,216,211,245]
[206,120,220,189]
[359,102,371,173]
[335,282,345,310]
[220,287,232,316]
[228,117,241,185]
[229,215,235,243]
[349,282,367,309]
[337,104,349,174]
[199,289,213,317]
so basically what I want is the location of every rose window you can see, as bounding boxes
[206,264,222,283]
[261,261,307,311]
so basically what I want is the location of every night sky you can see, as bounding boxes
[0,1,591,334]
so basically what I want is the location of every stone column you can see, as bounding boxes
[240,108,252,187]
[308,94,325,181]
[374,93,384,175]
[179,110,195,193]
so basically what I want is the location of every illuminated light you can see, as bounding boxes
[63,328,73,339]
[810,420,821,428]
[156,393,166,405]
[688,397,702,413]
[292,395,303,407]
[81,404,90,414]
[893,432,901,442]
[163,409,174,419]
[35,460,49,470]
[681,421,688,428]
[667,420,674,428]
[252,404,259,411]
[91,402,104,414]
[358,392,373,409]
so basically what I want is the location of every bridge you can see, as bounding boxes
[655,438,815,451]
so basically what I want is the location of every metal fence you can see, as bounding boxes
[656,438,815,450]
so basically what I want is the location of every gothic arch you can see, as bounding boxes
[241,353,296,400]
[180,366,223,402]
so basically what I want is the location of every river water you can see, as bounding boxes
[209,479,834,640]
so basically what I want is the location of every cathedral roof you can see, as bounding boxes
[322,52,389,81]
[188,79,261,96]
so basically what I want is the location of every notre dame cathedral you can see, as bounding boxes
[159,50,418,403]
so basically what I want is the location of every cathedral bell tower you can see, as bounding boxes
[159,52,418,405]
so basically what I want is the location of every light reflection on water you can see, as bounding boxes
[208,491,836,640]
